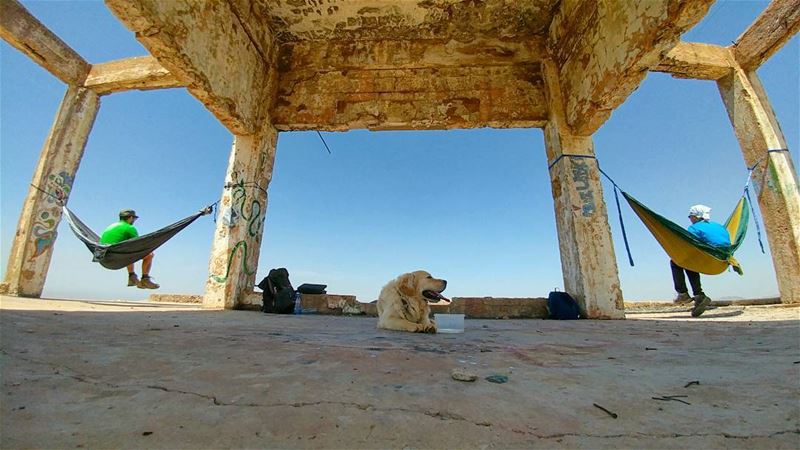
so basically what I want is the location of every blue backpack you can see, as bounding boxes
[547,290,581,320]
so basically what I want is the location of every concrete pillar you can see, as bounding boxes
[541,59,624,319]
[543,125,625,318]
[203,128,278,309]
[1,86,100,297]
[717,68,800,303]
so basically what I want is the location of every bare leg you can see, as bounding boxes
[127,263,135,274]
[141,253,154,277]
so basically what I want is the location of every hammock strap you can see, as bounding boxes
[30,183,66,205]
[547,154,635,267]
[743,148,787,254]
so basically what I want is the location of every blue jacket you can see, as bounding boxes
[688,220,731,247]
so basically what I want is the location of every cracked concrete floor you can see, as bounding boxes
[1,295,798,449]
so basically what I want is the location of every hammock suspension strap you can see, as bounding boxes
[741,148,787,254]
[547,154,636,267]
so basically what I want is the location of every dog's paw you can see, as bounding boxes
[418,323,437,334]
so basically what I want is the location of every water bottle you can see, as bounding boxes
[293,291,302,315]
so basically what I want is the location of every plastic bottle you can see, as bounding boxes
[293,291,302,315]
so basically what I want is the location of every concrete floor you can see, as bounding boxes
[1,295,798,449]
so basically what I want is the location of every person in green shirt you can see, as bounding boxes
[100,209,159,289]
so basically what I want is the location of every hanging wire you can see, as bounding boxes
[316,131,332,154]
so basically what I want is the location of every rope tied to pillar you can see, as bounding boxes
[547,153,596,171]
[30,183,66,206]
[741,148,788,254]
[546,154,636,267]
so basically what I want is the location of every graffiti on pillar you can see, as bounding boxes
[27,171,73,260]
[571,159,596,217]
[210,178,264,283]
[46,171,74,204]
[29,211,57,260]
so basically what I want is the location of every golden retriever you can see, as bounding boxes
[376,270,449,333]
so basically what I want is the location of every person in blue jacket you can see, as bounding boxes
[671,204,731,317]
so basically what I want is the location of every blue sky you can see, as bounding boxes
[1,0,797,302]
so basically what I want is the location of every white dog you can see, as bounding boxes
[376,270,449,333]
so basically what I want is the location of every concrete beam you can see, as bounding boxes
[548,0,713,135]
[278,38,546,72]
[84,56,186,95]
[204,130,277,310]
[718,68,800,303]
[273,65,547,131]
[733,0,800,70]
[0,0,90,85]
[104,0,275,135]
[1,87,100,297]
[653,42,734,80]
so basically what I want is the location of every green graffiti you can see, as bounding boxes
[211,179,266,283]
[230,181,264,237]
[210,241,257,283]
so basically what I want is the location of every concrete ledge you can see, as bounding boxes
[450,297,548,319]
[144,293,785,315]
[624,297,782,310]
[149,294,202,304]
[241,293,548,318]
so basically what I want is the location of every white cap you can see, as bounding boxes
[688,204,711,220]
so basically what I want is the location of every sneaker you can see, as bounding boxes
[691,294,712,317]
[127,273,139,287]
[137,276,160,290]
[673,292,692,305]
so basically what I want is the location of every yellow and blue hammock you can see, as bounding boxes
[620,192,748,275]
[549,151,776,277]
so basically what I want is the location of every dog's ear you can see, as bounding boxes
[397,273,417,298]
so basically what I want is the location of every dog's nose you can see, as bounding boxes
[442,280,447,289]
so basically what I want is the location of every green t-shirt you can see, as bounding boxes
[99,220,139,245]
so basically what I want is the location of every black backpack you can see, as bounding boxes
[256,268,295,314]
[547,290,581,320]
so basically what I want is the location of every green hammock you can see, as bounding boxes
[621,192,748,275]
[63,206,213,270]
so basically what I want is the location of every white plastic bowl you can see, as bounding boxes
[435,313,465,333]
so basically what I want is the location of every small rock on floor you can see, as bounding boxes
[451,368,478,382]
[485,374,508,384]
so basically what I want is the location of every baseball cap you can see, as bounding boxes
[119,209,139,219]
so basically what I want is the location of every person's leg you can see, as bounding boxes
[127,263,139,286]
[141,253,153,277]
[670,260,692,304]
[671,260,689,293]
[137,253,159,289]
[686,270,703,296]
[688,269,711,317]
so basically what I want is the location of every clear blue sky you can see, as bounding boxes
[1,0,797,302]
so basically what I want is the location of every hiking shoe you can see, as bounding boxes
[691,294,712,317]
[673,292,692,305]
[127,273,139,287]
[137,276,160,290]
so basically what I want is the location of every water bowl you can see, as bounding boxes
[434,313,465,334]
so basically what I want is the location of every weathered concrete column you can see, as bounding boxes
[542,60,624,319]
[717,68,800,303]
[203,128,278,309]
[1,86,100,297]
